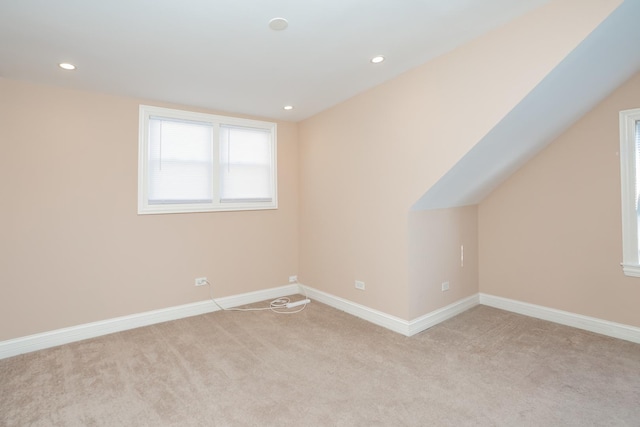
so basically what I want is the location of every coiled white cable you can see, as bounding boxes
[205,280,309,314]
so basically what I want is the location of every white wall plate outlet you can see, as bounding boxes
[195,277,208,286]
[355,280,365,290]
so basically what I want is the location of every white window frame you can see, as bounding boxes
[138,105,277,214]
[619,108,640,276]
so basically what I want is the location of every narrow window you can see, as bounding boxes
[619,108,640,276]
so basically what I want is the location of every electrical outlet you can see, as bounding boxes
[289,275,298,283]
[355,280,365,290]
[441,281,450,292]
[195,277,208,287]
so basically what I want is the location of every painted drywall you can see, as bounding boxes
[0,78,299,341]
[479,71,640,328]
[298,0,620,320]
[414,0,640,212]
[408,206,478,320]
[0,0,625,342]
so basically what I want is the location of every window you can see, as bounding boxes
[619,108,640,276]
[138,105,277,214]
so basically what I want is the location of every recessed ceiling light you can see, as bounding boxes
[370,55,385,64]
[58,63,76,70]
[283,105,294,111]
[269,17,288,31]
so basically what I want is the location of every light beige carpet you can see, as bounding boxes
[1,300,639,426]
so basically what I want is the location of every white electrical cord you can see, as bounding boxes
[205,280,309,314]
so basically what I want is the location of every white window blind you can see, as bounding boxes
[148,117,213,204]
[220,125,273,203]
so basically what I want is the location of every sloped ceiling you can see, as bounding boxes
[412,0,640,211]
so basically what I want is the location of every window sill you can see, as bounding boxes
[621,263,640,277]
[138,202,277,215]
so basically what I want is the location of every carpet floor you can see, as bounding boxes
[1,300,639,426]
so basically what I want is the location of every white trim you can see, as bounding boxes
[138,104,278,215]
[621,263,640,277]
[0,284,299,360]
[407,294,480,336]
[214,284,299,309]
[479,293,640,344]
[301,285,412,335]
[300,285,479,337]
[7,286,636,360]
[619,108,640,274]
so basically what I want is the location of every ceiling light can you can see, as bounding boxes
[370,55,385,64]
[269,17,288,31]
[283,105,294,111]
[58,62,76,70]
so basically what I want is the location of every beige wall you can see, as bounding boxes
[0,78,299,341]
[408,206,478,319]
[1,0,628,342]
[479,71,640,328]
[298,0,620,320]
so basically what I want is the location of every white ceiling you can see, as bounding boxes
[0,0,549,122]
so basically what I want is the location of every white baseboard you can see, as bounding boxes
[479,293,640,344]
[0,284,300,360]
[214,284,300,309]
[301,285,412,335]
[301,285,479,337]
[7,285,635,360]
[407,294,480,336]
